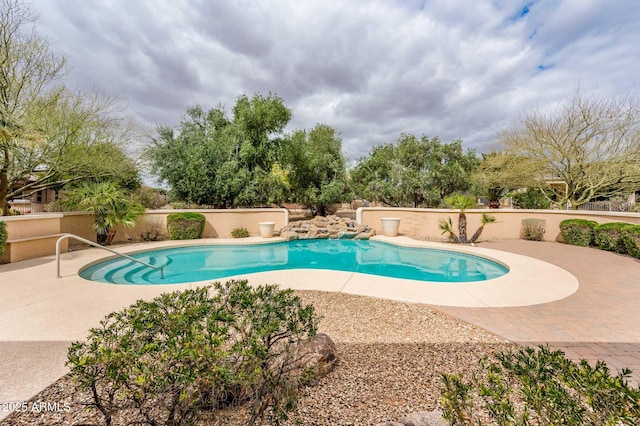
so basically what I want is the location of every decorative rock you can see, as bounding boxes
[280,216,375,241]
[281,231,299,241]
[290,333,338,384]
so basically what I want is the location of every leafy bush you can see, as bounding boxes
[67,280,319,426]
[231,227,250,238]
[512,188,551,209]
[167,212,205,240]
[0,221,7,257]
[441,345,640,425]
[521,218,546,241]
[594,222,630,253]
[559,219,598,246]
[622,225,640,258]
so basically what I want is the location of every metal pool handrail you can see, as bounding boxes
[56,234,164,279]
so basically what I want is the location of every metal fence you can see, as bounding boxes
[577,201,636,212]
[8,201,45,215]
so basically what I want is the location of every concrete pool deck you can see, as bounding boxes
[1,236,639,420]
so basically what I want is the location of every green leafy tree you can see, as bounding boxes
[498,90,640,209]
[284,124,350,216]
[147,94,291,208]
[351,134,479,207]
[60,182,144,244]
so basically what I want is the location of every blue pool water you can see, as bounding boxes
[80,240,508,285]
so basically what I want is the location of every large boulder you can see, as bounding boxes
[289,333,338,384]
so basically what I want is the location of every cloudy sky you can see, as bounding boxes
[33,0,639,162]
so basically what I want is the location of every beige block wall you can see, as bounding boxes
[114,209,289,242]
[0,214,72,263]
[60,213,97,243]
[1,235,68,263]
[357,208,640,242]
[0,214,63,239]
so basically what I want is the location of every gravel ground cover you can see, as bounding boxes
[2,291,515,425]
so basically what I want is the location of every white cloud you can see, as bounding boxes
[32,0,640,161]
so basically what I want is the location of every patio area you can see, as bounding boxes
[1,237,639,421]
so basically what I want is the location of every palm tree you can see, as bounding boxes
[444,194,476,243]
[469,213,496,243]
[440,194,496,244]
[61,182,144,244]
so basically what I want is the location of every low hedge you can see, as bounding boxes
[559,219,598,247]
[594,222,630,253]
[167,212,206,240]
[0,221,7,257]
[623,225,640,259]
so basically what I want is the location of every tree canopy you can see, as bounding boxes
[147,94,292,208]
[351,134,479,207]
[496,91,640,209]
[283,124,350,216]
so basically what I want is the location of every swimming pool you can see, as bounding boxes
[80,240,509,285]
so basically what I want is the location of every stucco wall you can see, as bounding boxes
[357,208,640,242]
[0,209,289,263]
[0,214,63,239]
[114,209,289,242]
[60,213,97,244]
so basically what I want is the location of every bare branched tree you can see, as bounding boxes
[0,0,66,214]
[0,0,140,215]
[499,90,640,209]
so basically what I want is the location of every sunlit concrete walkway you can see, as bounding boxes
[1,237,639,421]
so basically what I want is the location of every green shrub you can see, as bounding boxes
[559,219,598,246]
[521,218,546,241]
[167,212,205,240]
[67,280,318,426]
[441,345,640,425]
[622,225,640,259]
[231,227,250,238]
[512,188,551,209]
[594,222,630,253]
[0,221,7,257]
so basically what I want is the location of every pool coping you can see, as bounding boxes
[74,235,578,308]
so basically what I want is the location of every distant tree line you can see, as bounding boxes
[148,89,640,212]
